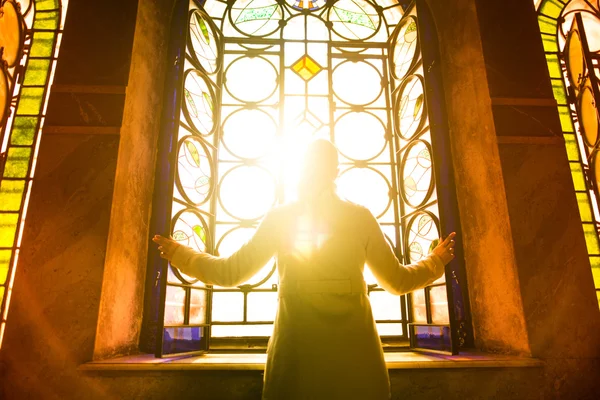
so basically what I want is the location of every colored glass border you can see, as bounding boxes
[0,0,69,348]
[536,0,600,305]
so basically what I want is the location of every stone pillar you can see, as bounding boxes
[473,0,600,362]
[93,0,174,360]
[424,0,531,355]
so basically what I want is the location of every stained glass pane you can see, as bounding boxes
[4,148,31,178]
[0,0,24,67]
[231,0,282,37]
[395,75,426,139]
[0,180,25,212]
[23,59,51,86]
[0,250,11,285]
[406,212,440,263]
[0,69,8,123]
[16,87,45,115]
[391,17,418,79]
[10,117,37,145]
[0,213,19,248]
[176,137,213,205]
[328,0,381,41]
[183,70,216,135]
[189,10,220,74]
[29,32,54,57]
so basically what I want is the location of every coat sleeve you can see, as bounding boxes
[362,207,445,295]
[169,209,280,287]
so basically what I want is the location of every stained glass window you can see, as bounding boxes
[0,0,69,347]
[150,0,463,354]
[535,0,600,306]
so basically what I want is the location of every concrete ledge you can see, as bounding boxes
[79,351,543,372]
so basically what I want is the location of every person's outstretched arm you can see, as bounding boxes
[153,209,281,287]
[362,207,455,295]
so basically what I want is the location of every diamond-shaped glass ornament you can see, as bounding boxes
[291,54,323,82]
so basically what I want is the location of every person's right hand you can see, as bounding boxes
[431,232,456,265]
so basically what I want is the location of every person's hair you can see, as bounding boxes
[297,139,339,201]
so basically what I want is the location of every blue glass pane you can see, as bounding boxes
[409,324,452,353]
[162,326,207,355]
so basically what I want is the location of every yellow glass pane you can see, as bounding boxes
[563,134,580,161]
[540,0,565,19]
[590,256,600,288]
[10,117,37,146]
[0,250,11,285]
[583,223,600,254]
[576,192,594,222]
[30,32,55,58]
[23,59,51,86]
[291,55,322,81]
[0,0,23,67]
[541,33,559,52]
[0,287,4,304]
[33,11,59,30]
[538,15,558,35]
[36,0,60,11]
[0,69,7,124]
[0,180,25,212]
[546,54,562,79]
[551,79,567,104]
[16,87,45,115]
[558,106,575,132]
[570,163,587,191]
[580,85,599,146]
[3,148,31,178]
[0,213,19,248]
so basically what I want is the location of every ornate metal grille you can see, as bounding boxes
[154,0,458,353]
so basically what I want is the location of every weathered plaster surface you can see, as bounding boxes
[93,0,173,360]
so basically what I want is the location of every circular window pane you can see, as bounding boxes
[566,29,584,90]
[337,167,391,218]
[578,83,599,147]
[217,227,276,286]
[171,209,210,284]
[390,17,419,80]
[219,166,276,220]
[406,212,439,263]
[395,75,426,140]
[230,0,283,37]
[222,109,277,159]
[286,0,326,12]
[401,141,434,208]
[0,0,23,67]
[176,136,213,205]
[328,0,381,41]
[183,70,216,135]
[334,111,387,161]
[189,10,220,74]
[225,56,279,103]
[332,60,382,106]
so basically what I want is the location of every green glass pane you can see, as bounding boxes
[33,11,59,30]
[546,54,562,79]
[0,213,19,248]
[36,0,60,11]
[333,7,375,29]
[570,163,587,191]
[23,59,50,86]
[0,180,25,212]
[540,0,565,19]
[16,87,45,115]
[576,192,594,222]
[538,15,558,35]
[551,79,567,104]
[541,33,559,52]
[30,32,55,58]
[558,106,575,132]
[3,148,31,178]
[563,133,580,161]
[583,223,600,254]
[10,117,38,146]
[235,5,278,24]
[0,250,11,285]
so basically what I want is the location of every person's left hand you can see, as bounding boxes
[152,235,180,262]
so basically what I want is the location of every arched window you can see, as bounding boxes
[0,0,68,347]
[535,0,600,306]
[143,0,471,356]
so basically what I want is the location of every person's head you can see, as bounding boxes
[298,139,339,200]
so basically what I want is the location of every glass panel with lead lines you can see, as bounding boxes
[167,0,449,342]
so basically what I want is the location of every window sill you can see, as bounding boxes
[79,351,543,372]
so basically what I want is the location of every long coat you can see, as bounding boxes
[171,193,445,399]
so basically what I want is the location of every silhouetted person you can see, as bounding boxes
[154,139,455,400]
